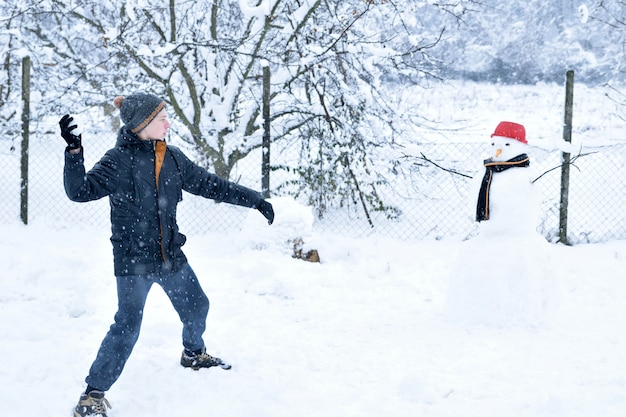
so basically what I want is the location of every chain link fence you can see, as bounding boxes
[1,82,625,244]
[1,128,625,244]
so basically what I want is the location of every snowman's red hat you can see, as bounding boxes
[491,121,527,144]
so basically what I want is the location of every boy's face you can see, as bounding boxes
[138,108,170,141]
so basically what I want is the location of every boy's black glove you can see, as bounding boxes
[257,199,274,225]
[59,114,82,150]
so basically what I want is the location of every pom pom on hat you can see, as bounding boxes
[491,121,527,144]
[113,96,125,109]
[114,92,165,133]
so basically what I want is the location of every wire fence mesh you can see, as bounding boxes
[2,80,626,244]
[1,127,625,245]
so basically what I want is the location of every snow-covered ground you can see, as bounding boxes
[1,194,625,416]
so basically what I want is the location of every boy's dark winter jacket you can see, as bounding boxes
[64,127,263,276]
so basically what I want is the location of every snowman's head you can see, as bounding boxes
[489,121,527,161]
[490,136,528,161]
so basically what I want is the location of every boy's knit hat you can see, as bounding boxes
[113,93,165,133]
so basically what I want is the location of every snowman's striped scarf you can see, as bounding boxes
[475,153,530,222]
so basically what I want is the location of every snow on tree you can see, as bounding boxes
[0,0,623,224]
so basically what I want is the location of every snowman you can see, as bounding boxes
[446,121,557,328]
[475,121,537,237]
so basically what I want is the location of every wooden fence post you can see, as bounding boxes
[558,70,574,244]
[20,56,31,225]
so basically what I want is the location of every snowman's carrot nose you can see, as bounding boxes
[495,149,502,157]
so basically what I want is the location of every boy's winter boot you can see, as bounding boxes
[74,390,111,417]
[181,347,231,370]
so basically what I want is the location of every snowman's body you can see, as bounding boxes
[478,163,538,238]
[446,125,557,327]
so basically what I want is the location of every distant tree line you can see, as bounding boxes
[0,0,623,220]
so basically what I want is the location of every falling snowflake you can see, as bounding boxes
[578,4,589,24]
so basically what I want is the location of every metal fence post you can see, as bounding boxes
[20,56,31,225]
[558,70,574,245]
[262,63,271,199]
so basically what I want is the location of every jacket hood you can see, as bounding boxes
[116,126,147,149]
